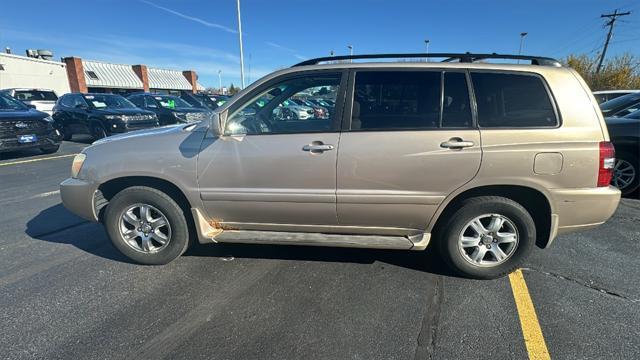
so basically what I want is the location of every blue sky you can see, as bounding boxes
[1,0,639,88]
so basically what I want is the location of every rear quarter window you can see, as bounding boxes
[471,72,558,128]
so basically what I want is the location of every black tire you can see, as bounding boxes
[40,145,60,154]
[104,186,191,265]
[62,129,73,141]
[612,151,639,196]
[90,123,107,140]
[437,196,536,279]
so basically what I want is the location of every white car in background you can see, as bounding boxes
[593,89,640,104]
[0,88,59,115]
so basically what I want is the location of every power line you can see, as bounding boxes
[596,9,632,73]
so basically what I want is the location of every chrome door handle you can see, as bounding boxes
[302,142,335,153]
[440,138,474,149]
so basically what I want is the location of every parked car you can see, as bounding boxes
[53,93,158,141]
[0,88,58,115]
[606,111,640,195]
[180,92,221,111]
[0,92,61,154]
[593,90,640,104]
[60,53,620,279]
[127,93,210,126]
[289,98,329,119]
[209,95,230,107]
[273,99,314,120]
[600,92,640,118]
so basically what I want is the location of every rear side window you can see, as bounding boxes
[352,71,472,130]
[471,72,557,128]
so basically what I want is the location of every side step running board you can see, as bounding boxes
[214,230,416,250]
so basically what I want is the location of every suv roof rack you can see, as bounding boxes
[293,53,562,67]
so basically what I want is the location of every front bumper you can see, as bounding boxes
[60,178,100,222]
[551,186,621,236]
[0,129,62,153]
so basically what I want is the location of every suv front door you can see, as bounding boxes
[336,70,482,233]
[197,71,346,231]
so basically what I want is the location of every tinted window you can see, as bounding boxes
[442,72,472,128]
[83,94,136,109]
[352,71,441,130]
[59,95,76,108]
[14,90,58,101]
[471,72,557,127]
[128,96,145,108]
[226,74,340,135]
[0,93,28,110]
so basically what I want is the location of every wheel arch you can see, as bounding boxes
[96,176,195,229]
[429,185,553,249]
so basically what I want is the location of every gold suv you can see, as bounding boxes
[60,53,621,279]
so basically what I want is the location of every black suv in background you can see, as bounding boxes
[600,92,640,118]
[127,93,210,125]
[53,93,158,141]
[0,92,61,154]
[179,92,221,111]
[606,110,640,196]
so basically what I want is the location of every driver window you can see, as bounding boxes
[225,74,341,135]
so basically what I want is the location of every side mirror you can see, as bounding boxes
[209,111,223,136]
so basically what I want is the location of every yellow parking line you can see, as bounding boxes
[509,269,551,360]
[0,154,77,167]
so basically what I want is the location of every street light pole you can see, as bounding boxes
[347,45,353,62]
[518,32,528,64]
[424,39,430,62]
[217,70,222,93]
[236,0,245,89]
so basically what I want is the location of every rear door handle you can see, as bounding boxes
[302,142,335,153]
[440,138,475,149]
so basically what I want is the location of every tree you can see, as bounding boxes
[563,53,640,91]
[228,83,240,95]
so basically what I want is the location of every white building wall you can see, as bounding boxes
[0,53,71,95]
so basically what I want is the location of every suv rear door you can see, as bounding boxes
[336,69,482,232]
[197,71,347,230]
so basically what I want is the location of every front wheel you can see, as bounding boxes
[104,186,191,265]
[437,196,535,279]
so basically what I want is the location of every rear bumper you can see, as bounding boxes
[60,178,100,222]
[549,186,621,239]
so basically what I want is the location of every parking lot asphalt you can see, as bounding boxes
[1,141,639,359]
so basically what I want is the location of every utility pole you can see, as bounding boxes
[517,32,528,64]
[217,70,222,93]
[347,45,353,62]
[236,0,245,88]
[424,39,430,62]
[596,9,631,73]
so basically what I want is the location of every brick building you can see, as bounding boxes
[63,57,204,95]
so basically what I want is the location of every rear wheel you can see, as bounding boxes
[104,186,190,265]
[612,151,638,196]
[437,196,535,279]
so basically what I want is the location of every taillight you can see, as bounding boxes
[598,141,615,187]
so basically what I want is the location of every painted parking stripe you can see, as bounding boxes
[509,269,551,360]
[0,154,77,167]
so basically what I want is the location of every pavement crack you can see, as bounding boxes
[522,267,638,303]
[414,276,443,360]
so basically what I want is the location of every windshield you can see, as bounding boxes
[14,90,58,101]
[84,94,136,109]
[154,95,192,109]
[600,93,640,113]
[0,93,28,111]
[194,94,219,109]
[624,109,640,120]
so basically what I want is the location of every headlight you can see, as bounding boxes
[105,115,123,120]
[43,116,54,123]
[71,153,86,179]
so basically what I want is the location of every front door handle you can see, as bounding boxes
[440,138,475,149]
[302,141,335,154]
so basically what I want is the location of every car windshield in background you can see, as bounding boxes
[14,90,58,101]
[0,93,28,111]
[84,95,136,109]
[624,109,640,119]
[600,92,640,114]
[155,96,192,109]
[195,94,218,109]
